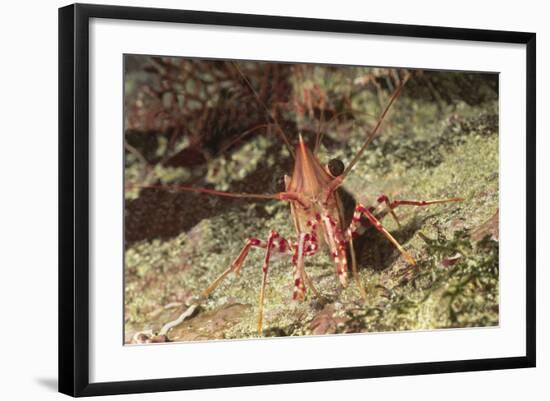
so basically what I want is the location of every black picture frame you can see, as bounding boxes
[58,3,536,397]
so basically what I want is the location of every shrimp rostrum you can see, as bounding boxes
[141,67,463,336]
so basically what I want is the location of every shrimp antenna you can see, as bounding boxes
[137,183,281,201]
[135,184,306,206]
[339,73,409,182]
[231,61,295,158]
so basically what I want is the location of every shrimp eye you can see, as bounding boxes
[328,158,345,177]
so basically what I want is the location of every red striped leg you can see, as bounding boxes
[303,220,320,256]
[320,213,348,287]
[202,237,263,298]
[346,205,375,240]
[348,195,464,236]
[202,233,290,299]
[377,194,463,226]
[343,207,368,299]
[350,204,417,266]
[291,233,309,301]
[291,225,321,300]
[258,230,289,334]
[299,221,324,298]
[376,195,402,227]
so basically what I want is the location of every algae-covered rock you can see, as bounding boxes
[124,59,499,343]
